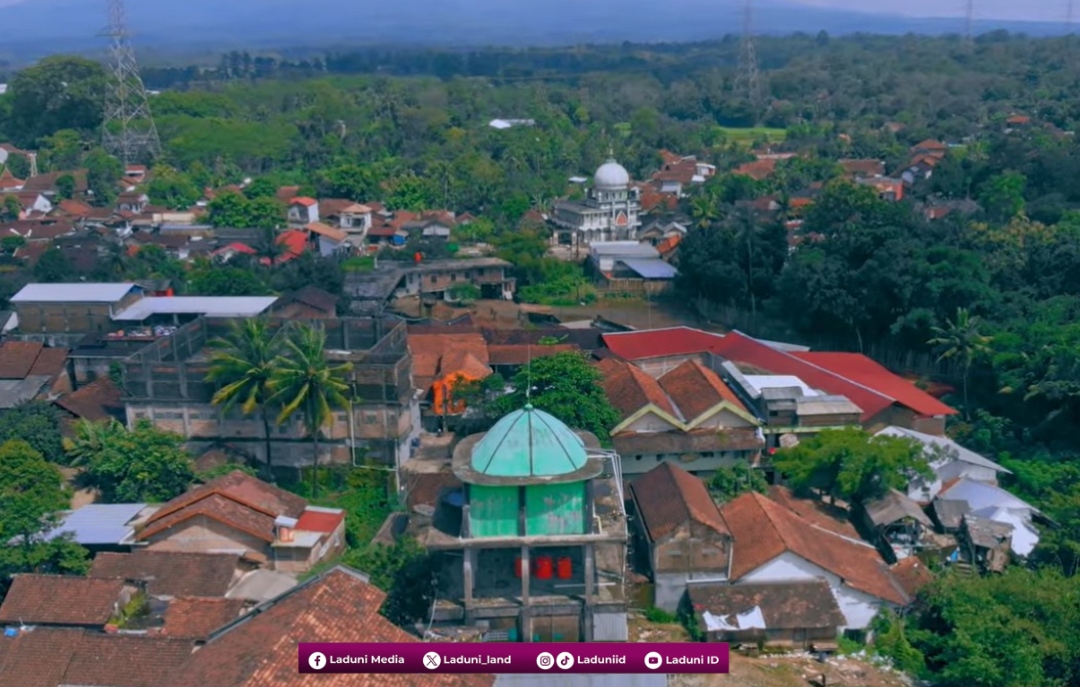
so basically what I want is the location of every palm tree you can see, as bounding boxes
[267,323,353,497]
[206,319,283,481]
[64,418,125,467]
[929,307,993,419]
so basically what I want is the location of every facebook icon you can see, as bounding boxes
[308,652,327,670]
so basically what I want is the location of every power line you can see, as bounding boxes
[102,0,162,165]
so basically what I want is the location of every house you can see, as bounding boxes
[589,242,679,293]
[22,170,89,199]
[121,316,417,468]
[638,216,689,246]
[855,176,905,202]
[89,551,241,598]
[875,426,1010,503]
[932,478,1042,558]
[958,515,1013,572]
[415,406,630,642]
[11,190,52,217]
[286,197,318,226]
[0,627,193,687]
[889,556,935,599]
[650,152,716,196]
[407,326,492,420]
[630,463,732,612]
[599,358,764,474]
[0,575,133,629]
[268,285,339,319]
[687,580,845,649]
[130,471,346,573]
[859,489,935,563]
[160,597,246,640]
[720,492,909,635]
[838,159,886,178]
[0,340,69,408]
[9,282,145,341]
[165,565,494,687]
[116,191,149,213]
[732,159,777,180]
[304,221,349,256]
[40,502,154,553]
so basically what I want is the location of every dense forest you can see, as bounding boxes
[4,32,1080,686]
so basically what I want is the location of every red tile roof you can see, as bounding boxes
[57,199,93,217]
[602,326,726,361]
[767,485,861,540]
[265,229,307,264]
[408,331,490,392]
[305,221,348,242]
[721,492,907,604]
[137,493,277,544]
[163,597,246,639]
[89,551,239,598]
[630,462,730,541]
[791,351,956,417]
[54,377,124,422]
[296,508,345,534]
[0,627,193,687]
[0,575,125,626]
[839,159,885,177]
[27,346,67,377]
[733,158,777,180]
[889,557,935,598]
[0,341,44,379]
[658,359,748,421]
[275,186,300,204]
[597,357,679,421]
[164,566,494,687]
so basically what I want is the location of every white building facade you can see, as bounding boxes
[551,159,642,247]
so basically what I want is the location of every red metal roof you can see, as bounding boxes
[296,508,345,534]
[601,327,727,361]
[791,351,957,417]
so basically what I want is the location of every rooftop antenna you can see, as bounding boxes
[735,0,764,124]
[101,0,162,165]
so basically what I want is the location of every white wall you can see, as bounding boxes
[693,407,755,430]
[738,552,885,631]
[624,411,680,434]
[908,458,1000,501]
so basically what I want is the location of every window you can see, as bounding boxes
[451,273,458,281]
[363,412,378,424]
[159,411,183,420]
[430,276,436,284]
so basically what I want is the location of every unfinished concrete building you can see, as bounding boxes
[120,316,418,469]
[417,405,628,642]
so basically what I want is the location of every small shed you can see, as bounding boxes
[960,515,1012,573]
[688,580,844,649]
[861,489,934,563]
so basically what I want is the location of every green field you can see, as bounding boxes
[716,126,788,146]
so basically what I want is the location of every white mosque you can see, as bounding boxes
[551,158,642,247]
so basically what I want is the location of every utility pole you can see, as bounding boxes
[102,0,162,165]
[735,0,764,124]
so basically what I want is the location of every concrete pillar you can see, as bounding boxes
[584,544,595,604]
[521,546,532,643]
[463,548,474,607]
[584,479,595,534]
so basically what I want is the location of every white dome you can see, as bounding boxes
[594,159,630,189]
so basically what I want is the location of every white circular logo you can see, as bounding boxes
[556,652,575,670]
[308,652,327,670]
[644,651,663,670]
[423,652,442,670]
[536,652,555,670]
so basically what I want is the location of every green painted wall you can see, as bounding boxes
[525,482,586,536]
[469,485,520,538]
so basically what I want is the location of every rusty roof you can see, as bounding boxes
[90,551,239,598]
[688,579,845,631]
[631,462,729,541]
[145,471,307,525]
[163,597,246,639]
[408,330,490,392]
[137,493,277,544]
[658,359,749,422]
[598,357,679,421]
[889,557,935,599]
[767,485,862,540]
[54,377,124,422]
[0,574,125,626]
[721,492,907,605]
[0,341,44,379]
[164,566,494,687]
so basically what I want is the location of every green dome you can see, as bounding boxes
[470,404,588,478]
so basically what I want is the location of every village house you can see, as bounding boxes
[127,471,346,574]
[407,325,492,424]
[630,462,733,612]
[931,477,1043,559]
[720,491,910,637]
[0,339,70,409]
[267,285,339,319]
[649,150,717,196]
[120,315,418,469]
[286,196,318,226]
[39,502,154,553]
[412,405,629,642]
[0,575,136,630]
[858,489,935,563]
[88,550,242,599]
[598,357,764,475]
[876,426,1011,503]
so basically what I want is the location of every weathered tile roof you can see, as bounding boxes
[89,551,239,598]
[54,377,125,422]
[630,462,729,542]
[688,579,846,631]
[597,357,679,421]
[0,575,124,626]
[721,492,907,605]
[0,341,45,379]
[889,557,935,598]
[137,493,276,544]
[658,359,749,421]
[162,597,246,639]
[164,566,494,687]
[145,471,308,524]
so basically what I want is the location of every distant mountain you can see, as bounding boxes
[0,0,1071,63]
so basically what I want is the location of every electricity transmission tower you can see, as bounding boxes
[102,0,161,165]
[735,0,764,123]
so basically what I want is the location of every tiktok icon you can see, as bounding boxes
[308,652,327,670]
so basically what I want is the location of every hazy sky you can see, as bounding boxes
[0,0,1067,21]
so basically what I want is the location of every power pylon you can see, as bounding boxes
[735,0,764,122]
[964,0,975,41]
[102,0,161,165]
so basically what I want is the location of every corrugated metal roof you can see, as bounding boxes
[618,258,678,280]
[876,426,1010,474]
[46,503,148,545]
[940,478,1037,514]
[112,296,277,321]
[11,283,137,303]
[589,241,658,258]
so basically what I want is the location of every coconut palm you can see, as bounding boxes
[929,307,993,419]
[64,418,126,467]
[267,323,353,497]
[206,319,284,481]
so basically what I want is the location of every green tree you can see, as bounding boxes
[188,266,268,296]
[0,440,70,563]
[268,324,353,497]
[207,191,251,228]
[84,148,123,207]
[1,195,19,221]
[8,56,106,145]
[147,165,200,209]
[247,196,285,229]
[929,307,993,419]
[242,177,278,200]
[206,319,284,482]
[496,352,620,441]
[0,402,64,464]
[67,419,195,503]
[774,427,931,505]
[55,174,76,200]
[980,171,1027,223]
[345,538,437,625]
[33,248,74,282]
[38,129,83,172]
[709,465,769,501]
[0,236,24,255]
[3,154,30,179]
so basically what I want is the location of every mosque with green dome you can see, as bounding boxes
[419,404,629,642]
